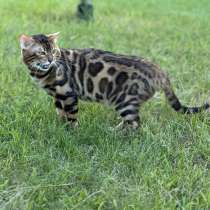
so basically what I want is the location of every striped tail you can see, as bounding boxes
[163,85,209,114]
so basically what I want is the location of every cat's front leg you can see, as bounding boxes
[54,92,79,126]
[54,100,66,120]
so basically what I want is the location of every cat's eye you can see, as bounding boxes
[52,49,57,54]
[38,51,46,56]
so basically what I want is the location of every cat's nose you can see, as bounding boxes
[48,56,53,63]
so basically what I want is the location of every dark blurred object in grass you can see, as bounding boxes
[77,0,93,20]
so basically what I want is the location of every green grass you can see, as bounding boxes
[0,0,210,209]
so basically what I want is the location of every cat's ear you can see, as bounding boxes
[47,32,60,43]
[19,34,34,50]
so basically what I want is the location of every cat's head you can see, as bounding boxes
[19,32,60,73]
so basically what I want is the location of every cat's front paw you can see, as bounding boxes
[64,121,79,131]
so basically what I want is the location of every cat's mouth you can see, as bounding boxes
[30,61,57,73]
[35,62,51,71]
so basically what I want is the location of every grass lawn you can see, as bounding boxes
[0,0,210,209]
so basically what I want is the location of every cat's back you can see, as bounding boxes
[70,48,160,77]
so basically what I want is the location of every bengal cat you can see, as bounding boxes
[19,33,209,129]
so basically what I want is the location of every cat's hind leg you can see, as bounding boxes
[115,97,140,129]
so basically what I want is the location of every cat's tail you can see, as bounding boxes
[162,81,209,114]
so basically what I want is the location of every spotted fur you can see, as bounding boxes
[20,33,209,129]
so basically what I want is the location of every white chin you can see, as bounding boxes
[40,67,49,72]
